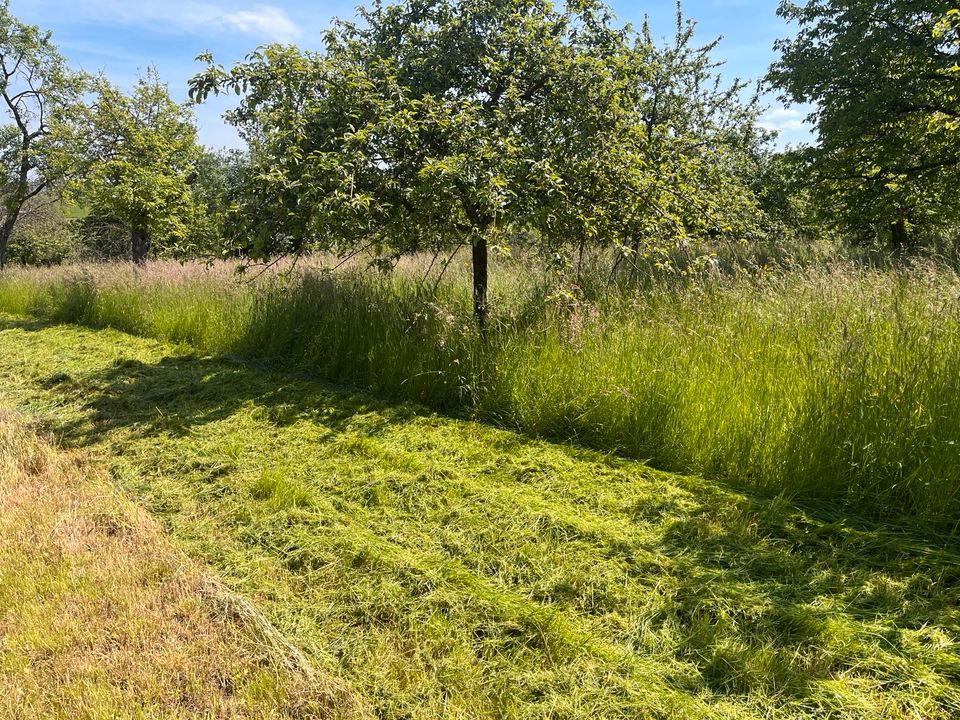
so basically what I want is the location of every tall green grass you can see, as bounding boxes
[3,259,960,527]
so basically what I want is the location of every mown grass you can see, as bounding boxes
[1,317,959,718]
[0,406,340,719]
[2,259,960,527]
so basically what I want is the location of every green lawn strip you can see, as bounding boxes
[0,316,958,719]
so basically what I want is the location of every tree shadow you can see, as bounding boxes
[0,315,62,333]
[40,353,420,451]
[642,478,960,697]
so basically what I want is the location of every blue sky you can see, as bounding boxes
[10,0,811,148]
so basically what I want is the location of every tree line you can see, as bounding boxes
[2,0,958,323]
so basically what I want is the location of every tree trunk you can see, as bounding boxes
[629,237,641,283]
[0,214,16,270]
[890,218,910,255]
[131,227,150,265]
[471,236,488,331]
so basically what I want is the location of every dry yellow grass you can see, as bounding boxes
[0,409,353,719]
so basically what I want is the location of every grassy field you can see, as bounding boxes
[0,406,338,718]
[1,315,959,718]
[2,260,960,527]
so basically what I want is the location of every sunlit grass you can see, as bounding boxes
[1,318,959,719]
[0,407,333,718]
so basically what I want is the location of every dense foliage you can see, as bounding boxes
[769,0,960,250]
[1,0,958,271]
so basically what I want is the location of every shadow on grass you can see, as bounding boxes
[48,353,417,445]
[658,501,960,688]
[0,315,62,333]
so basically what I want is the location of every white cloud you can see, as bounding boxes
[220,5,301,42]
[35,1,302,43]
[758,106,807,134]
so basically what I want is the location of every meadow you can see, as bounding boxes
[2,0,957,715]
[1,315,959,719]
[2,258,960,527]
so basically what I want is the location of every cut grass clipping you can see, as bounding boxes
[0,407,347,719]
[1,316,958,719]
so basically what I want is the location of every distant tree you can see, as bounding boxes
[769,0,960,252]
[180,147,249,257]
[747,147,837,253]
[0,0,86,268]
[617,7,770,275]
[72,69,201,264]
[5,190,74,265]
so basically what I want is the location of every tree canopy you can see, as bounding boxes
[627,10,770,272]
[0,0,86,267]
[192,0,648,325]
[12,0,952,276]
[71,69,202,264]
[190,0,769,323]
[769,0,960,251]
